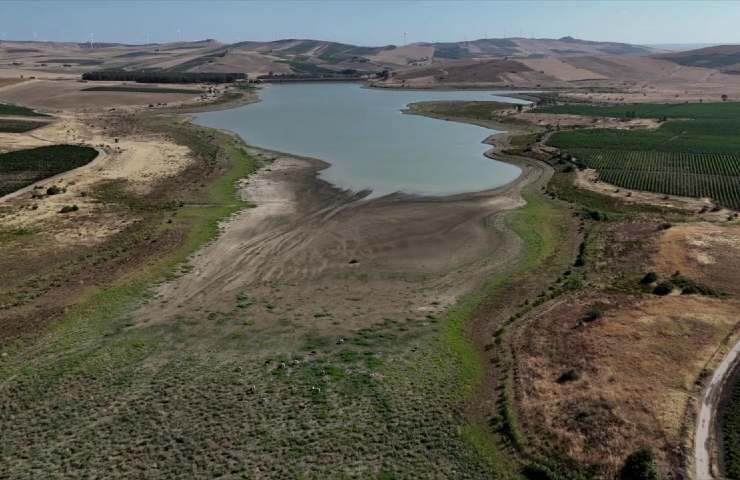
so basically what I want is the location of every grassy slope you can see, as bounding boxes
[0,124,260,475]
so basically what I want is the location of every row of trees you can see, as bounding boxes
[82,70,246,84]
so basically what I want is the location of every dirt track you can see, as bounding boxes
[696,340,740,479]
[133,143,547,354]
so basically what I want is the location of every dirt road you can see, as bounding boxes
[696,339,740,479]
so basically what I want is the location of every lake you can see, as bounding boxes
[194,83,527,197]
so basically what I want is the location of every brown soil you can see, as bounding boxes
[132,145,547,356]
[0,79,204,112]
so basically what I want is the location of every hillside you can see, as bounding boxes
[7,37,740,98]
[658,44,740,73]
[423,36,654,59]
[0,36,657,79]
[373,53,740,91]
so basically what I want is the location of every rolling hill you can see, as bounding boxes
[0,36,658,79]
[657,44,740,73]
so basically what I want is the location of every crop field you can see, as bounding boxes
[82,86,203,94]
[546,102,740,208]
[0,103,49,117]
[0,145,98,196]
[0,119,49,133]
[538,101,740,120]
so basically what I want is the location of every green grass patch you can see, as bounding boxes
[0,119,49,133]
[0,103,49,117]
[407,100,516,121]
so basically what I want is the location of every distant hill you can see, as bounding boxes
[657,44,740,73]
[421,36,654,59]
[0,36,658,79]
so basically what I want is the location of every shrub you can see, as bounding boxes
[523,463,565,480]
[46,185,64,195]
[652,281,673,296]
[556,369,580,384]
[620,448,660,480]
[640,272,658,284]
[670,274,722,297]
[59,204,79,213]
[583,307,602,322]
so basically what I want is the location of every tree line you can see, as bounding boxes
[81,70,246,84]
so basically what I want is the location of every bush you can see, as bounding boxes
[46,185,64,195]
[670,274,722,297]
[640,272,658,284]
[620,448,660,480]
[556,369,580,384]
[59,204,79,213]
[652,281,673,296]
[583,307,602,322]
[523,463,565,480]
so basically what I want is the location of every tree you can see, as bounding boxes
[620,449,660,480]
[722,94,729,102]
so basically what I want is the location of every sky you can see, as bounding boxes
[1,0,739,46]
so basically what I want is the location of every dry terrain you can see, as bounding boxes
[0,63,570,478]
[512,220,740,477]
[3,38,740,479]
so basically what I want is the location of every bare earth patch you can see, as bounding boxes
[133,148,540,356]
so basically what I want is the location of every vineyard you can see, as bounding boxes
[546,102,740,209]
[0,145,98,196]
[537,101,740,120]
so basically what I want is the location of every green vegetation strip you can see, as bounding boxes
[0,103,49,117]
[442,189,576,478]
[408,100,518,121]
[538,101,740,120]
[721,370,740,478]
[0,119,49,133]
[82,86,202,94]
[0,145,98,196]
[546,102,740,209]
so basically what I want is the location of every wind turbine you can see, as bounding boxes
[89,33,94,49]
[403,32,407,45]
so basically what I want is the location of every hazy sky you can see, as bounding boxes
[2,0,739,46]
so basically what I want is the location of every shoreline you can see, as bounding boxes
[188,85,535,204]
